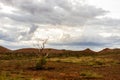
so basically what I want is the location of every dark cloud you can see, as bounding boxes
[28,24,38,34]
[50,41,106,47]
[0,30,17,42]
[17,24,38,41]
[0,0,107,26]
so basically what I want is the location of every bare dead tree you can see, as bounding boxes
[32,38,49,57]
[32,37,49,69]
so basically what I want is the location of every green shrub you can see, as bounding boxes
[35,57,47,69]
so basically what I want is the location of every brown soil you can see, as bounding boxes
[0,57,120,80]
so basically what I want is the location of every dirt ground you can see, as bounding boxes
[0,50,120,80]
[0,59,120,80]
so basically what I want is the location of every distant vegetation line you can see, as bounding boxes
[0,46,120,59]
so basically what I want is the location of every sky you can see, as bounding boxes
[0,0,120,51]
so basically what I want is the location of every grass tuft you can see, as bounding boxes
[80,70,103,79]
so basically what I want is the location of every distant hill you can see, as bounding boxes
[13,48,67,54]
[0,46,11,53]
[81,48,96,53]
[13,47,120,56]
[14,48,38,53]
[0,46,120,56]
[98,48,113,54]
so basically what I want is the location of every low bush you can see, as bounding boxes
[35,57,47,70]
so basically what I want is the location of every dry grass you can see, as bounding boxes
[0,51,120,80]
[80,70,103,79]
[48,56,119,67]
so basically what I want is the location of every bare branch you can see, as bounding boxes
[32,37,49,57]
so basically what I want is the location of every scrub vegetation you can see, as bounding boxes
[0,46,120,80]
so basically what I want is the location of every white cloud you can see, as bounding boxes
[86,0,120,19]
[0,0,120,50]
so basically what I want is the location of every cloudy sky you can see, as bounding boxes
[0,0,120,51]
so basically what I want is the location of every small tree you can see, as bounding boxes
[32,38,49,69]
